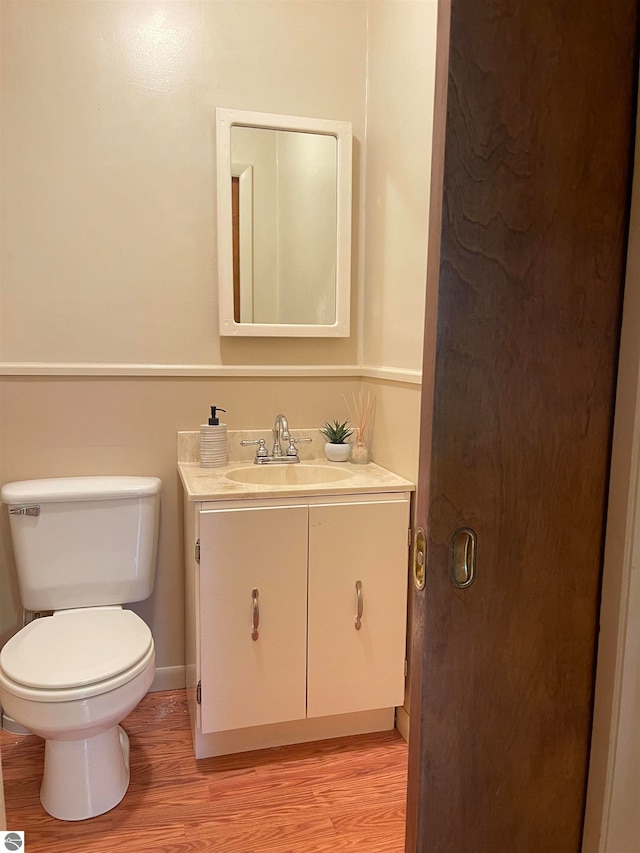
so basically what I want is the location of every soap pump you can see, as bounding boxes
[208,406,225,425]
[199,405,228,468]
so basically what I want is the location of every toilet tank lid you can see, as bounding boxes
[1,476,162,505]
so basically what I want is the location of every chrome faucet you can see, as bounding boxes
[272,413,291,458]
[240,413,312,464]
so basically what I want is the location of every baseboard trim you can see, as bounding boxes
[395,705,410,742]
[149,665,186,693]
[1,712,31,735]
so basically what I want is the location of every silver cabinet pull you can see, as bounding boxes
[355,580,363,630]
[251,588,259,641]
[9,505,40,517]
[450,527,477,589]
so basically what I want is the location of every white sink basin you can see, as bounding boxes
[225,464,353,486]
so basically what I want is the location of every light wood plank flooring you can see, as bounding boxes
[1,689,408,851]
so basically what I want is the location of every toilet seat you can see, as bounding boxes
[0,608,154,702]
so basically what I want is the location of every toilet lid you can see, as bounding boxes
[0,609,153,690]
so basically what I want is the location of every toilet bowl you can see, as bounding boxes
[0,606,155,821]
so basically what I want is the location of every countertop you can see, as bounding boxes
[178,459,415,502]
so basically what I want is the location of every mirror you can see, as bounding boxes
[216,108,352,337]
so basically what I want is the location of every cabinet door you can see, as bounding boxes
[307,498,409,718]
[199,504,308,733]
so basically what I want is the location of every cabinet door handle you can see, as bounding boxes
[251,588,259,641]
[355,580,363,630]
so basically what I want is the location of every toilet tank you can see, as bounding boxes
[0,476,162,612]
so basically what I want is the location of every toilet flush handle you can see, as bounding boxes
[9,505,40,517]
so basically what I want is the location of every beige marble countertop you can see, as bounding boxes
[178,460,414,502]
[178,430,415,501]
[177,430,414,501]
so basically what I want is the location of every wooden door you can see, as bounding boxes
[307,496,410,718]
[406,1,639,850]
[199,505,308,733]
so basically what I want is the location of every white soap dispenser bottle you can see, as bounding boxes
[199,406,228,468]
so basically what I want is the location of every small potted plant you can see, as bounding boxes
[320,419,353,462]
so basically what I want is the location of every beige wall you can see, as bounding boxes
[0,376,362,661]
[0,1,436,686]
[0,0,367,367]
[363,0,437,371]
[361,1,437,722]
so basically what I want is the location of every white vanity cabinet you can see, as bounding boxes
[306,499,410,718]
[182,473,411,759]
[198,503,308,733]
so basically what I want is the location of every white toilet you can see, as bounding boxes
[0,475,161,821]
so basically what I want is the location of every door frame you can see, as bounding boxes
[404,0,451,848]
[582,104,640,852]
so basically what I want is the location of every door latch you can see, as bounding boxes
[413,527,426,591]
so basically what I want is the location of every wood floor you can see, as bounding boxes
[1,689,408,852]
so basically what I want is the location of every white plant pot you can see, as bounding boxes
[324,442,351,462]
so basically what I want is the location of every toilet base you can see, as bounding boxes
[41,725,131,821]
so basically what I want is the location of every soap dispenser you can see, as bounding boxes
[199,406,228,468]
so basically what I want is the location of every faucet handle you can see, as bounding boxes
[286,436,312,456]
[240,438,269,458]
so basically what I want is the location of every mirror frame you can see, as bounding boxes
[216,108,352,337]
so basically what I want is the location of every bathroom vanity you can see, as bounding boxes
[178,432,414,758]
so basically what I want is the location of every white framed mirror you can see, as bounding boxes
[216,108,352,337]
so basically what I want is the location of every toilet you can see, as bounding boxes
[0,476,161,821]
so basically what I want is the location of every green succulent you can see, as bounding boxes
[320,419,353,444]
